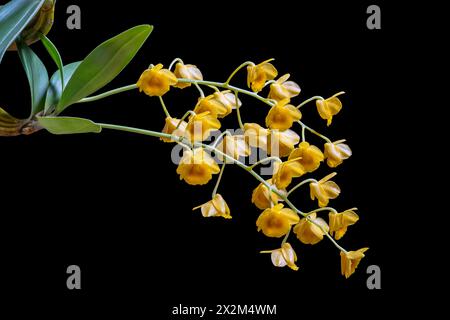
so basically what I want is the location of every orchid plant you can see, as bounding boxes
[0,0,368,278]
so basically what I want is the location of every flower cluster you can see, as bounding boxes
[136,59,368,278]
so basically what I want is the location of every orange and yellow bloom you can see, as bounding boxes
[324,140,352,168]
[316,94,343,126]
[216,134,250,162]
[340,248,369,278]
[265,243,299,271]
[160,117,188,143]
[251,179,283,210]
[266,98,302,131]
[268,74,301,101]
[193,194,231,219]
[173,62,203,89]
[329,209,359,240]
[176,148,220,185]
[310,173,341,207]
[247,59,278,92]
[186,111,221,142]
[288,142,324,173]
[137,63,177,96]
[293,213,329,245]
[256,204,299,238]
[267,129,300,157]
[272,160,305,189]
[194,91,240,118]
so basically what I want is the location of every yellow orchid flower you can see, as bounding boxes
[256,204,299,238]
[293,213,329,245]
[194,90,241,118]
[324,140,352,168]
[268,74,301,101]
[244,123,269,151]
[310,172,341,207]
[263,243,299,271]
[316,93,344,126]
[247,59,278,92]
[267,129,300,157]
[160,117,188,143]
[193,194,231,219]
[173,62,203,89]
[288,141,324,173]
[251,179,283,210]
[216,135,251,163]
[176,148,220,185]
[137,63,178,96]
[329,209,359,240]
[266,98,302,131]
[272,160,305,189]
[340,248,369,278]
[186,111,221,142]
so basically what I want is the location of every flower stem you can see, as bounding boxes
[296,95,324,109]
[211,130,231,148]
[77,84,138,104]
[298,121,332,143]
[212,163,226,197]
[287,178,317,197]
[282,227,291,246]
[194,82,205,98]
[248,156,282,170]
[225,61,254,85]
[168,58,184,71]
[178,78,274,107]
[159,96,171,118]
[305,207,338,215]
[233,91,245,130]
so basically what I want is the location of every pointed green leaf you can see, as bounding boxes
[17,41,49,115]
[0,0,45,63]
[40,33,64,92]
[57,25,153,114]
[37,116,102,134]
[0,106,26,136]
[45,61,82,114]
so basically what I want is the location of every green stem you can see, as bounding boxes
[225,61,254,85]
[176,110,196,129]
[296,95,324,109]
[305,207,338,215]
[194,82,205,97]
[211,130,231,148]
[212,163,226,197]
[248,156,282,170]
[233,91,245,130]
[282,226,291,246]
[287,178,317,197]
[159,96,171,117]
[77,84,138,104]
[96,122,346,253]
[168,58,184,70]
[298,121,332,143]
[178,79,274,107]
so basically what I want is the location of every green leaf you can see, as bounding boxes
[0,0,45,63]
[45,61,81,114]
[57,24,153,114]
[0,106,26,136]
[37,116,102,134]
[17,41,49,115]
[40,33,64,92]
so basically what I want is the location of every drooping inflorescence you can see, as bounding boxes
[135,59,368,278]
[1,4,367,277]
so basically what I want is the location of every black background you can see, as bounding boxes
[0,0,413,316]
